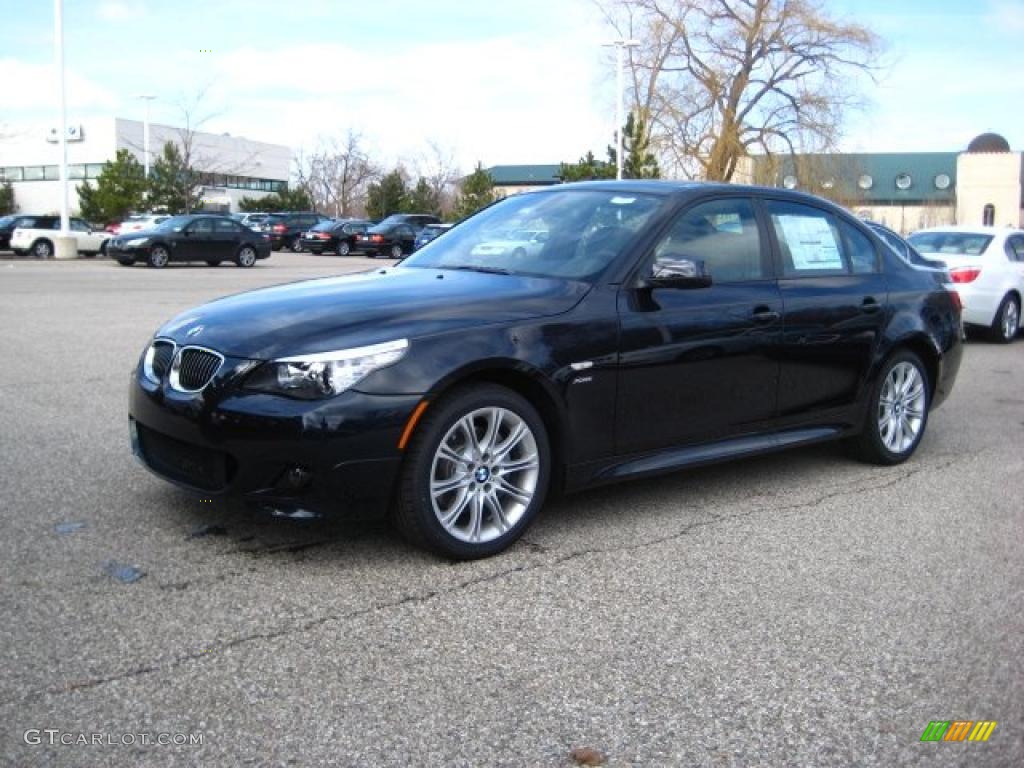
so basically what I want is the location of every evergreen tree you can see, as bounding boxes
[147,142,201,214]
[452,163,496,220]
[365,170,409,219]
[239,187,314,212]
[77,149,147,223]
[0,180,15,215]
[621,112,661,179]
[407,178,441,216]
[558,150,615,182]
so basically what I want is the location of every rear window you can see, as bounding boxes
[310,221,336,232]
[908,232,993,256]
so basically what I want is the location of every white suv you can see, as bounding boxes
[116,214,170,235]
[908,226,1024,342]
[10,216,111,258]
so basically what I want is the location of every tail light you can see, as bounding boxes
[272,224,286,233]
[949,267,981,283]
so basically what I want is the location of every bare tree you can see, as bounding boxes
[599,0,882,180]
[416,140,461,216]
[303,130,380,217]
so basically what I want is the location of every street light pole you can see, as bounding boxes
[137,95,156,178]
[603,38,640,180]
[54,0,69,234]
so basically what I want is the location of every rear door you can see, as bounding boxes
[763,198,888,424]
[212,218,242,260]
[615,195,783,454]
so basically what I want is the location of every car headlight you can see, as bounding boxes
[124,237,149,246]
[244,339,409,399]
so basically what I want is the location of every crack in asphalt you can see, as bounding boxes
[31,456,959,702]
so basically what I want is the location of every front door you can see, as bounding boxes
[615,196,783,455]
[762,198,889,422]
[180,217,214,260]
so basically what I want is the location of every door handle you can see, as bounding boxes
[751,307,780,323]
[861,297,881,313]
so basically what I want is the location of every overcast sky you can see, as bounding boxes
[2,0,1022,175]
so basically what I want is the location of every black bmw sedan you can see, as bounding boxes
[108,214,272,268]
[129,181,962,559]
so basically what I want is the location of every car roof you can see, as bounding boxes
[910,225,1022,236]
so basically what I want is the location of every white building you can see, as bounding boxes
[0,117,291,215]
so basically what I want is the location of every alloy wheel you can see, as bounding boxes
[429,407,540,544]
[391,244,403,259]
[34,240,53,258]
[237,246,256,267]
[149,247,169,268]
[1002,299,1019,341]
[877,361,926,454]
[338,241,350,256]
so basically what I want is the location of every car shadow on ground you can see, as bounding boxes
[147,440,855,568]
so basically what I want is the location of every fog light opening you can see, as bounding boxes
[285,465,313,489]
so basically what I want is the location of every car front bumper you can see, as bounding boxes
[128,365,421,517]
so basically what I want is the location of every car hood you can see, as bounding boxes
[156,266,592,360]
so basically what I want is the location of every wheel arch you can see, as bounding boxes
[888,332,941,399]
[415,361,570,486]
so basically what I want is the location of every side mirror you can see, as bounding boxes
[645,257,713,289]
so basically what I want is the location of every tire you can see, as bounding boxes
[235,246,257,268]
[147,245,170,268]
[337,241,350,256]
[32,239,54,259]
[206,259,222,267]
[116,258,134,266]
[289,236,302,253]
[393,384,551,560]
[390,243,403,259]
[850,350,930,465]
[990,294,1020,343]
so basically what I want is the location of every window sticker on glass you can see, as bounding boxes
[609,196,637,205]
[777,215,842,270]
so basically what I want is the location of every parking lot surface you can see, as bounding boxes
[1,254,1021,767]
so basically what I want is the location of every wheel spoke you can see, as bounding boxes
[479,408,502,454]
[468,493,484,542]
[439,488,472,530]
[497,453,539,474]
[496,477,532,505]
[492,422,527,463]
[482,492,509,533]
[438,443,467,465]
[431,471,471,498]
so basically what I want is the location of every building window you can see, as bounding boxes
[895,173,912,190]
[69,164,86,180]
[43,166,61,181]
[857,174,873,190]
[782,175,798,189]
[934,173,951,190]
[85,164,106,178]
[23,166,45,181]
[0,167,24,181]
[983,204,995,226]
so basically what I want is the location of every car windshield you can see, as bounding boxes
[907,231,994,256]
[154,216,193,232]
[403,189,664,280]
[0,215,14,226]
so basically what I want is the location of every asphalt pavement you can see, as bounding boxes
[0,253,1021,767]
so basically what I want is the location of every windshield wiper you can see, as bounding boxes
[446,265,513,276]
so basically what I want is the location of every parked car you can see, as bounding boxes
[863,221,945,271]
[907,226,1024,342]
[10,215,112,257]
[231,212,270,229]
[259,212,331,251]
[0,214,33,250]
[414,223,453,251]
[117,214,171,235]
[107,214,272,268]
[357,214,442,258]
[300,219,373,255]
[129,181,962,559]
[470,228,549,259]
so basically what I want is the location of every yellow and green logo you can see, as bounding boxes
[920,720,997,742]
